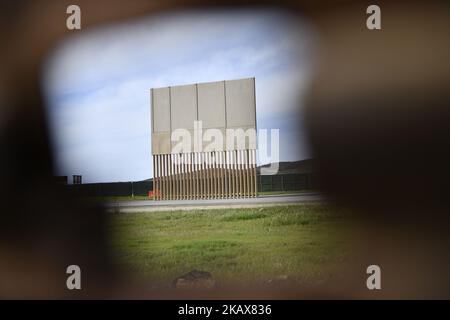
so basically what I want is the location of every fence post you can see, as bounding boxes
[131,181,134,198]
[305,174,309,190]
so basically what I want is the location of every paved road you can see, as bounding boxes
[107,193,324,212]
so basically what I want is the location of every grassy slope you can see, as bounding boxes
[109,204,353,288]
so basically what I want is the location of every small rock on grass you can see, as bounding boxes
[173,269,215,289]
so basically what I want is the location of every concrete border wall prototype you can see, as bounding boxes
[151,78,257,200]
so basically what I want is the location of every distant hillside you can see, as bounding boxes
[257,159,315,175]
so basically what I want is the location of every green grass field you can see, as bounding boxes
[109,204,353,288]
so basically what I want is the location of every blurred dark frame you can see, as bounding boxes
[1,0,450,299]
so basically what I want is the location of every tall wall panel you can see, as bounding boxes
[170,84,197,130]
[225,78,256,129]
[197,81,226,129]
[151,78,257,200]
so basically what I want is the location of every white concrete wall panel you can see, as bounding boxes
[152,132,171,154]
[152,87,170,133]
[197,81,226,129]
[170,84,197,130]
[225,78,256,129]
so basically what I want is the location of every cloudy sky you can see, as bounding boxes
[43,9,317,183]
